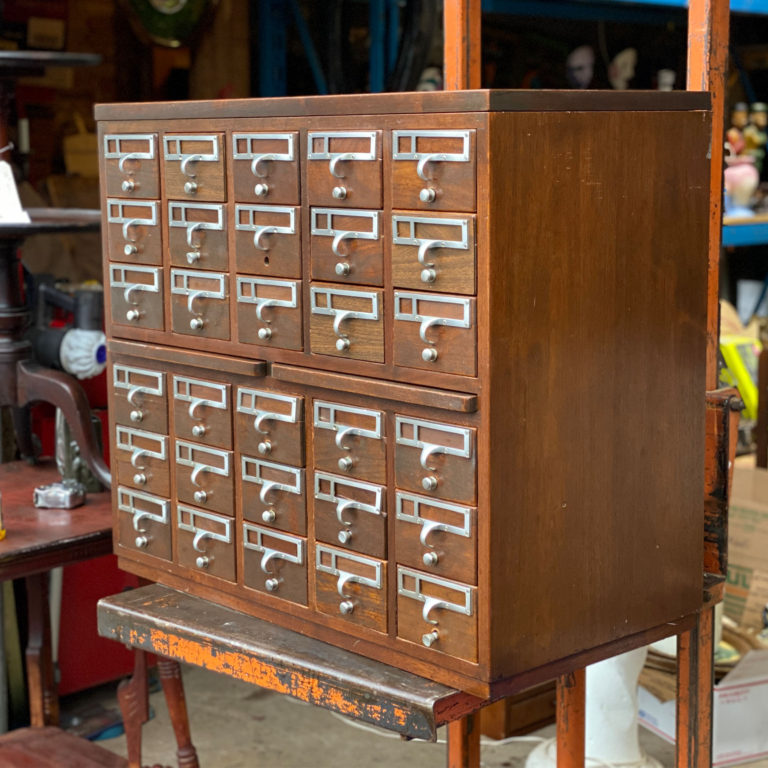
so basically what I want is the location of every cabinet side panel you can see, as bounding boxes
[487,109,709,676]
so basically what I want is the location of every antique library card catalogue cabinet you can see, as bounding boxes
[97,90,710,696]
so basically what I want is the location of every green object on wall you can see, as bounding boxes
[120,0,217,47]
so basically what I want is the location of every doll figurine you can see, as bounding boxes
[608,48,637,90]
[744,102,768,172]
[726,102,749,157]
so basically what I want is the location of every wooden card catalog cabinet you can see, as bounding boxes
[99,91,710,696]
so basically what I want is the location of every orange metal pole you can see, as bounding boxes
[556,669,586,768]
[443,0,482,90]
[447,714,481,768]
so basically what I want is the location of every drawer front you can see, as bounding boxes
[313,400,386,484]
[310,208,382,286]
[168,202,227,271]
[391,212,475,294]
[103,133,158,198]
[309,285,383,362]
[175,440,234,515]
[235,204,301,278]
[170,269,230,340]
[397,567,477,662]
[395,492,476,584]
[109,264,163,331]
[393,292,476,377]
[163,134,226,201]
[315,544,386,632]
[106,199,162,265]
[236,277,302,350]
[313,471,386,559]
[307,131,381,208]
[232,132,299,205]
[172,376,232,450]
[176,504,235,581]
[235,388,304,466]
[112,364,167,434]
[242,523,307,605]
[391,129,476,212]
[114,426,169,497]
[116,486,171,560]
[394,417,476,504]
[241,456,306,535]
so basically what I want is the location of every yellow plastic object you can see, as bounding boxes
[719,334,762,420]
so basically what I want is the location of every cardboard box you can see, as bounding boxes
[639,649,768,766]
[725,465,768,631]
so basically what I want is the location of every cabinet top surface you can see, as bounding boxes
[95,89,710,121]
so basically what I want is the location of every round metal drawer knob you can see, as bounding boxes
[332,186,347,200]
[126,309,141,322]
[121,179,136,193]
[196,555,210,569]
[419,187,436,203]
[190,317,205,330]
[258,327,272,340]
[135,535,149,549]
[184,180,198,194]
[422,629,440,648]
[192,424,206,438]
[265,577,280,592]
[186,251,200,264]
[262,509,276,523]
[339,600,355,615]
[422,347,438,363]
[420,268,437,284]
[338,529,353,545]
[129,409,143,423]
[257,440,272,456]
[335,262,351,277]
[338,456,354,472]
[194,490,208,504]
[133,472,147,485]
[254,183,270,197]
[336,338,351,352]
[124,243,138,257]
[422,475,438,492]
[423,551,439,567]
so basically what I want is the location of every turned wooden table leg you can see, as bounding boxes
[556,668,586,768]
[117,649,149,768]
[157,658,199,768]
[447,712,480,768]
[24,572,58,726]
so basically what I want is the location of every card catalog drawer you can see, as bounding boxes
[242,523,307,605]
[235,204,301,278]
[307,131,381,209]
[391,129,475,212]
[232,132,299,204]
[163,134,226,201]
[395,492,476,585]
[177,504,235,581]
[172,376,231,450]
[175,440,234,516]
[236,277,302,350]
[397,567,477,662]
[309,285,383,362]
[115,426,169,497]
[313,471,386,559]
[394,292,476,377]
[315,545,386,632]
[235,388,304,466]
[395,417,476,504]
[109,264,163,331]
[313,400,385,484]
[168,202,227,271]
[241,456,306,535]
[117,486,171,561]
[112,364,167,434]
[106,199,161,265]
[170,269,230,340]
[391,212,475,294]
[103,133,158,198]
[310,208,382,286]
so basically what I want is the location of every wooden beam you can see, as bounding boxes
[443,0,481,90]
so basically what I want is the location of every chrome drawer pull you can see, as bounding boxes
[171,270,226,320]
[118,487,169,541]
[173,377,228,423]
[395,417,472,473]
[397,566,473,624]
[107,200,158,247]
[104,134,155,168]
[308,131,377,174]
[175,441,231,485]
[237,389,300,436]
[241,457,303,506]
[243,523,304,574]
[113,366,164,409]
[235,205,296,251]
[313,401,383,441]
[395,492,471,548]
[164,136,219,167]
[314,471,384,526]
[392,130,471,165]
[233,133,295,180]
[316,546,382,614]
[116,427,167,470]
[310,287,379,350]
[177,505,232,568]
[394,292,471,358]
[109,266,160,308]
